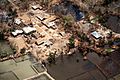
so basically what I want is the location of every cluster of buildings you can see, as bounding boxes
[8,3,70,62]
[74,14,120,59]
[0,3,69,80]
[2,1,119,62]
[1,0,120,80]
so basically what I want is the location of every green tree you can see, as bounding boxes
[0,32,4,40]
[69,35,75,48]
[0,0,10,10]
[39,0,52,7]
[19,0,29,11]
[47,52,56,64]
[20,48,26,54]
[62,14,74,27]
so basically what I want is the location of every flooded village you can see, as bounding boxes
[0,0,120,80]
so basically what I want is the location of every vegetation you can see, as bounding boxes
[18,0,29,11]
[98,17,107,26]
[114,38,120,42]
[40,0,52,6]
[8,7,17,17]
[102,0,115,6]
[0,0,10,10]
[105,48,113,53]
[47,52,56,64]
[0,32,4,40]
[62,14,74,27]
[78,32,88,42]
[0,41,13,58]
[0,51,7,58]
[69,35,75,48]
[20,48,26,54]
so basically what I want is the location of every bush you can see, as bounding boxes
[0,51,7,58]
[62,14,74,27]
[20,48,26,54]
[114,38,120,42]
[69,36,75,48]
[0,32,4,40]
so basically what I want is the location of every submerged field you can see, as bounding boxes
[0,41,13,58]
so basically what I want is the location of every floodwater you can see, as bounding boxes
[106,15,120,33]
[0,55,45,80]
[46,52,106,80]
[0,40,13,58]
[52,1,84,21]
[88,51,120,79]
[46,49,120,80]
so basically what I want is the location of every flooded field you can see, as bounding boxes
[0,41,13,58]
[0,55,46,80]
[46,53,106,80]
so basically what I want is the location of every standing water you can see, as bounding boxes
[52,1,85,21]
[0,40,13,58]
